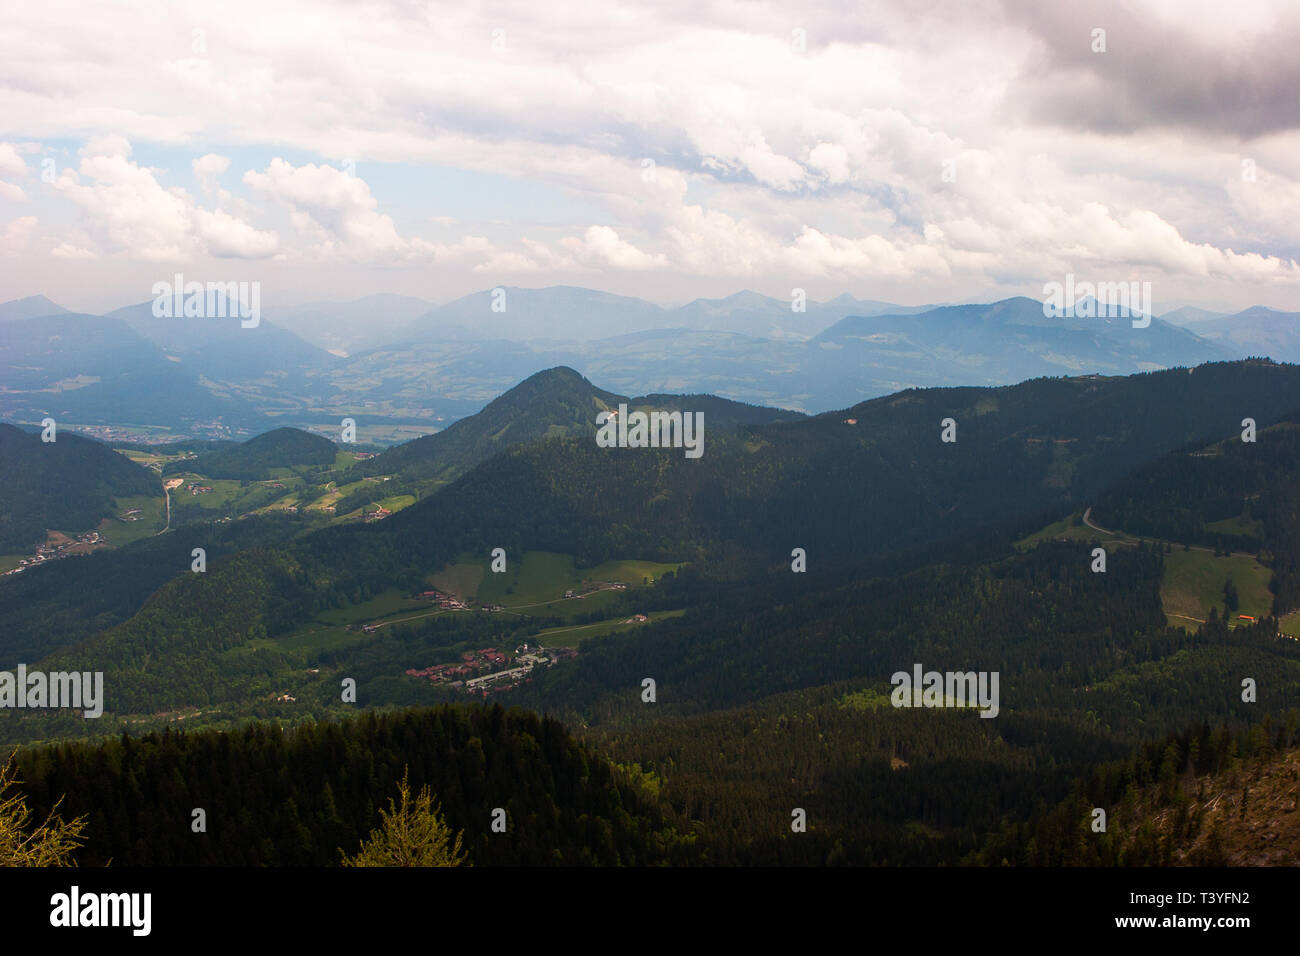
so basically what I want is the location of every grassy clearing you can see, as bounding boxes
[333,449,361,470]
[469,552,683,606]
[428,557,486,600]
[839,686,969,710]
[1015,513,1097,548]
[838,687,894,710]
[271,625,372,655]
[235,622,376,658]
[584,558,684,585]
[118,450,167,469]
[308,477,373,514]
[1204,515,1264,537]
[305,490,342,511]
[541,588,622,617]
[325,484,414,520]
[316,588,424,625]
[167,478,247,510]
[1021,513,1274,629]
[426,552,684,621]
[250,495,302,514]
[117,447,195,468]
[534,608,686,647]
[478,551,577,604]
[164,473,308,519]
[99,494,166,545]
[1161,548,1273,626]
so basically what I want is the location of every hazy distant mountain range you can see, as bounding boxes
[387,286,940,346]
[275,293,435,353]
[1,287,1295,434]
[0,310,273,430]
[260,287,941,351]
[1172,307,1300,363]
[0,294,71,321]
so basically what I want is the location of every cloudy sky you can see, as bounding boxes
[2,0,1299,314]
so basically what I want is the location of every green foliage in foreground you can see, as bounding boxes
[342,767,467,867]
[0,753,86,867]
[15,705,697,866]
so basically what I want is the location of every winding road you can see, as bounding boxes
[158,478,184,535]
[1082,507,1251,558]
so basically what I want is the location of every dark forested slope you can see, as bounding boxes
[0,423,158,553]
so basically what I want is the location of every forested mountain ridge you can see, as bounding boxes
[0,423,159,553]
[7,361,1300,868]
[333,366,805,514]
[327,359,1300,578]
[164,426,338,480]
[340,369,795,486]
[10,359,1299,742]
[347,366,630,484]
[0,513,318,669]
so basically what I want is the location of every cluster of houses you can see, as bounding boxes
[405,648,511,686]
[189,419,242,440]
[403,643,580,697]
[417,589,469,610]
[187,482,213,496]
[411,588,507,613]
[6,530,105,575]
[364,506,391,522]
[74,424,161,444]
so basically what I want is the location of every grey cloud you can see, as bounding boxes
[1000,0,1300,137]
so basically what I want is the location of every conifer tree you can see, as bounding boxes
[0,753,87,867]
[342,768,468,867]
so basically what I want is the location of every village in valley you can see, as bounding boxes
[357,573,656,698]
[4,529,107,576]
[404,643,579,697]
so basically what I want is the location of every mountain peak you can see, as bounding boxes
[522,365,587,384]
[495,366,622,408]
[0,294,72,321]
[1234,305,1296,319]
